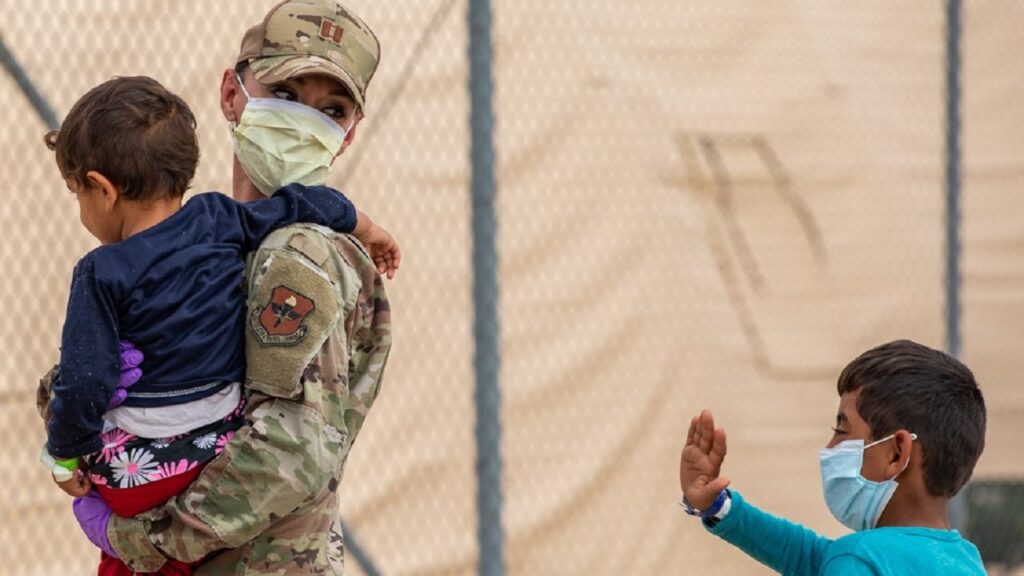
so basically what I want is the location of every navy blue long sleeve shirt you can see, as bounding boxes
[47,184,357,458]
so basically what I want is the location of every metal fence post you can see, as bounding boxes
[0,33,59,130]
[468,0,504,574]
[944,1,962,360]
[944,0,966,533]
[340,521,383,576]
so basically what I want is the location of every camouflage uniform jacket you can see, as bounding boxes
[102,224,392,574]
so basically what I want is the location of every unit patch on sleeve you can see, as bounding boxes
[250,285,316,345]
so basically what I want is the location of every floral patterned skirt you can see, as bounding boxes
[86,398,245,490]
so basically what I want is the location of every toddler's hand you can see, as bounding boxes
[358,223,402,280]
[352,210,401,279]
[679,409,731,511]
[55,468,92,497]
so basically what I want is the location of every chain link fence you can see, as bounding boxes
[1,1,1021,574]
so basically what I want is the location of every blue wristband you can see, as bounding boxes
[681,489,728,518]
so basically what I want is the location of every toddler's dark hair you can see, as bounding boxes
[44,75,199,199]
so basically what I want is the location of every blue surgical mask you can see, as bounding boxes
[819,432,917,532]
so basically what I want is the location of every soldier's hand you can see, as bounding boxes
[107,341,144,410]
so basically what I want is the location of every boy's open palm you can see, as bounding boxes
[680,409,731,511]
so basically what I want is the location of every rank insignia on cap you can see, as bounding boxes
[319,19,344,45]
[250,285,316,345]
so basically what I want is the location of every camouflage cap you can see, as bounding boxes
[237,0,380,110]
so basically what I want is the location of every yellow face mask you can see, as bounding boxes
[232,75,351,196]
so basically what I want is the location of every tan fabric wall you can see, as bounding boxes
[493,2,945,574]
[962,2,1024,482]
[0,1,1020,574]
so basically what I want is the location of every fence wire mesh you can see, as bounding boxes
[0,1,1021,575]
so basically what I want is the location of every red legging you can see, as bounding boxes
[94,465,206,575]
[98,553,196,576]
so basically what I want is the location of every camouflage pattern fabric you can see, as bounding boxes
[240,0,381,110]
[103,224,392,575]
[37,364,59,423]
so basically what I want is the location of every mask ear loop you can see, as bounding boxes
[900,433,918,474]
[235,72,252,101]
[864,431,918,450]
[230,72,253,131]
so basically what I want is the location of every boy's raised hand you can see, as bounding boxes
[680,409,731,511]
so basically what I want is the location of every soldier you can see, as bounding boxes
[65,1,393,574]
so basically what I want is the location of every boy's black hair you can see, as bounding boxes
[838,339,986,498]
[44,75,199,199]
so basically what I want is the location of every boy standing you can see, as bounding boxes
[679,339,987,574]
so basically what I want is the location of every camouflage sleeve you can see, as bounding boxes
[242,227,345,398]
[36,364,58,424]
[106,514,167,573]
[108,227,351,570]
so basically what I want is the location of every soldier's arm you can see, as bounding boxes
[106,392,349,570]
[107,231,348,571]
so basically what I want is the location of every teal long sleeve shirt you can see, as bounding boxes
[704,490,986,575]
